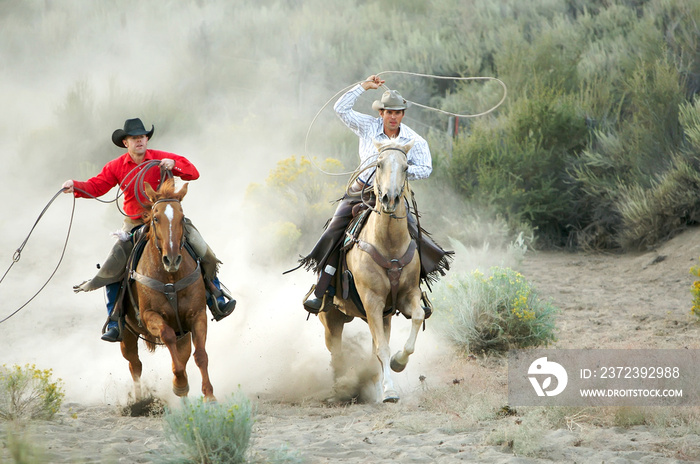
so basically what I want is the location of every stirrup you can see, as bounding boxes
[302,285,321,314]
[302,284,332,315]
[421,291,433,319]
[210,297,236,322]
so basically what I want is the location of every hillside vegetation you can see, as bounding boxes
[3,0,699,251]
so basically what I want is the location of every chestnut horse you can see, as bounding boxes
[320,139,424,403]
[120,179,214,401]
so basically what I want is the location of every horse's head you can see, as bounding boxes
[372,139,414,214]
[143,179,189,273]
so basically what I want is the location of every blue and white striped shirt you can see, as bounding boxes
[334,84,432,185]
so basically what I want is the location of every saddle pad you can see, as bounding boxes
[342,209,370,249]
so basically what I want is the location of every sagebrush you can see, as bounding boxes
[0,364,64,421]
[432,267,558,353]
[162,391,253,464]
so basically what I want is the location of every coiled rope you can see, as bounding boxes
[0,160,169,324]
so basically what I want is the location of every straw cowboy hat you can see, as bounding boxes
[111,118,155,147]
[372,89,411,111]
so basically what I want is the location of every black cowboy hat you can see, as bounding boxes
[111,118,155,147]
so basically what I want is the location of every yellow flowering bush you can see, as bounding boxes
[162,390,253,464]
[245,155,346,261]
[689,259,700,318]
[0,364,65,421]
[432,267,558,353]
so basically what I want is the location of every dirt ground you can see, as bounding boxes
[3,228,700,463]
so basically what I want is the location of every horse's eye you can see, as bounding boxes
[153,216,159,223]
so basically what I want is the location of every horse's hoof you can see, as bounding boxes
[390,354,407,373]
[173,384,190,397]
[383,390,400,403]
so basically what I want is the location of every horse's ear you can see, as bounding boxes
[403,139,415,153]
[373,139,383,151]
[177,182,189,201]
[144,182,157,202]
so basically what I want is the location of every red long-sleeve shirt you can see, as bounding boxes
[73,149,200,219]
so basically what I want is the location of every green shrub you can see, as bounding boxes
[432,267,558,353]
[162,391,253,464]
[3,424,48,464]
[448,87,586,244]
[616,155,700,249]
[0,364,64,421]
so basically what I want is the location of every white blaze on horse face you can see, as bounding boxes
[389,155,404,194]
[378,152,406,211]
[164,204,175,250]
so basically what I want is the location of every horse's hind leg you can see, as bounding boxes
[190,313,215,401]
[390,293,424,373]
[120,330,143,400]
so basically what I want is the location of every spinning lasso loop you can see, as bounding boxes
[304,70,508,181]
[0,160,171,324]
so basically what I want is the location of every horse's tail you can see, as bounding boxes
[144,337,158,353]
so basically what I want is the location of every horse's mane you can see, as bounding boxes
[377,138,404,151]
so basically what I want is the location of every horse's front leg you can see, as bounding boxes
[143,311,190,397]
[190,311,215,401]
[391,291,424,373]
[364,293,399,403]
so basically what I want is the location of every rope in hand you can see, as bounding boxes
[0,189,75,324]
[0,160,169,324]
[71,159,165,215]
[304,70,508,179]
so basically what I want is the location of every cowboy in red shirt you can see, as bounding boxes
[62,118,236,342]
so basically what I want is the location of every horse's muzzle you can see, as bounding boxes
[162,253,183,272]
[380,191,401,214]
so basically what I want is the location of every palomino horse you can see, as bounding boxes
[120,179,214,401]
[320,139,424,403]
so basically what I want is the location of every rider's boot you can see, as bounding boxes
[303,264,336,313]
[74,238,132,293]
[101,282,122,342]
[206,277,236,321]
[183,220,235,321]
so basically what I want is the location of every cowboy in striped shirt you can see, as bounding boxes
[301,75,451,313]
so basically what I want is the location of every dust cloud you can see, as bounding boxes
[0,1,493,406]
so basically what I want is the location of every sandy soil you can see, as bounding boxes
[3,228,700,463]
